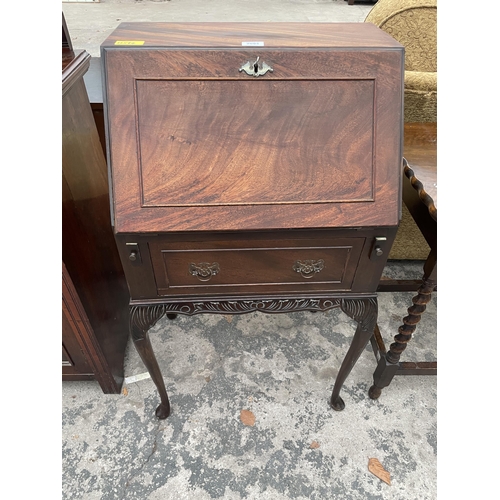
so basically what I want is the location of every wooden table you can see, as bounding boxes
[369,122,437,399]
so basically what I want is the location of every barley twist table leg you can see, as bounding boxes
[386,277,435,364]
[369,255,436,399]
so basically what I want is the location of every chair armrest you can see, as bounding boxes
[405,71,437,93]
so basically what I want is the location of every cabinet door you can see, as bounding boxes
[62,262,95,380]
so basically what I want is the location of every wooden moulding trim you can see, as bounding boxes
[128,297,378,323]
[129,292,378,308]
[62,50,91,98]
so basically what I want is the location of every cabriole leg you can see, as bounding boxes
[330,298,378,410]
[130,305,171,419]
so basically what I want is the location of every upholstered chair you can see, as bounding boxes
[363,0,436,260]
[365,0,437,122]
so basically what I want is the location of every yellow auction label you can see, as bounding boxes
[114,41,145,45]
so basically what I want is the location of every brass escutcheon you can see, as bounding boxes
[293,259,325,279]
[189,262,220,282]
[239,56,273,77]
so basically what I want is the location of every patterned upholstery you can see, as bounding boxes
[365,0,437,123]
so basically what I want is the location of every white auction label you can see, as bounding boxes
[242,41,265,46]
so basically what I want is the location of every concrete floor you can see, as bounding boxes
[62,1,436,499]
[62,271,437,500]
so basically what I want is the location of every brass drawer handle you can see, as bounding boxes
[293,259,325,279]
[189,262,220,282]
[239,56,273,77]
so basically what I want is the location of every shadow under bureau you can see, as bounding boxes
[101,22,404,419]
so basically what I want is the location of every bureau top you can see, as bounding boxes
[101,22,403,50]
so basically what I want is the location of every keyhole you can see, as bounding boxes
[253,56,260,73]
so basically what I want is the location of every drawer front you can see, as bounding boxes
[149,237,365,296]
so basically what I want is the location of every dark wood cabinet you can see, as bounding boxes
[62,261,118,389]
[101,22,404,416]
[62,39,129,393]
[63,262,94,376]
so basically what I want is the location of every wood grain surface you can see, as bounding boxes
[101,22,404,49]
[149,235,364,296]
[137,79,374,207]
[102,24,403,233]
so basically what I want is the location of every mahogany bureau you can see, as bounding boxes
[101,23,404,419]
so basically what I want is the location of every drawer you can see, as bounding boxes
[149,237,365,296]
